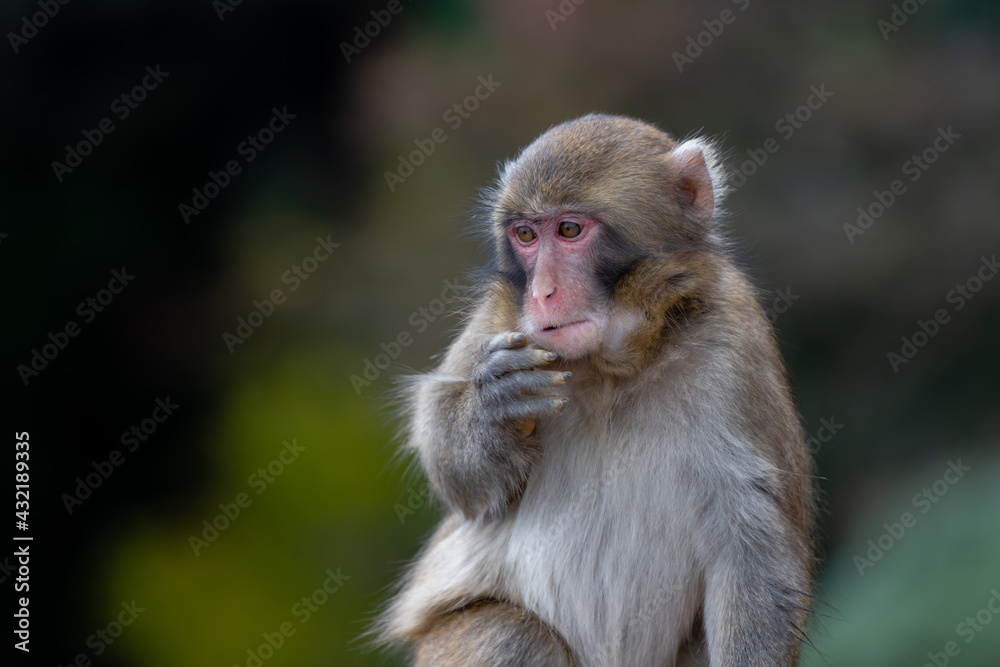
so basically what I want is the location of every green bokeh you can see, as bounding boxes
[106,343,435,666]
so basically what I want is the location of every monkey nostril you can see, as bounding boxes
[532,285,556,302]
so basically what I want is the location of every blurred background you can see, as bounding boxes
[2,1,999,665]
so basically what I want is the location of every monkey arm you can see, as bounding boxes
[691,303,814,665]
[409,371,538,520]
[407,295,569,520]
[700,470,813,666]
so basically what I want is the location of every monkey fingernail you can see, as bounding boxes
[549,371,572,386]
[551,371,572,385]
[511,332,526,342]
[543,351,557,361]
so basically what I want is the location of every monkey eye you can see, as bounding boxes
[515,226,536,244]
[558,221,581,238]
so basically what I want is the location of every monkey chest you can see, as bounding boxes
[502,420,705,665]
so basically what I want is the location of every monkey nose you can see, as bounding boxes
[531,282,556,305]
[533,286,555,301]
[531,288,560,321]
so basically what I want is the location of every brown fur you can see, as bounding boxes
[412,600,576,667]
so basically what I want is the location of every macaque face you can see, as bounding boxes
[507,213,609,359]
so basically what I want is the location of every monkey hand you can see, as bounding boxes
[472,331,571,438]
[413,330,572,519]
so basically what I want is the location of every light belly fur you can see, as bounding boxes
[393,394,712,667]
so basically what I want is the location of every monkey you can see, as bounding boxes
[375,113,816,666]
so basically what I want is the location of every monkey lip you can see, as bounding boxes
[539,320,590,332]
[532,319,599,358]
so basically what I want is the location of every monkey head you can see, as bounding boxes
[487,113,727,371]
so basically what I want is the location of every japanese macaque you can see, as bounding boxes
[376,114,816,666]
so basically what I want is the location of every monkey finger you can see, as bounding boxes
[511,370,572,394]
[538,396,570,415]
[497,397,569,422]
[531,349,559,368]
[484,370,571,404]
[477,347,552,381]
[531,371,573,387]
[484,331,528,355]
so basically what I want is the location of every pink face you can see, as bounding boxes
[508,215,606,359]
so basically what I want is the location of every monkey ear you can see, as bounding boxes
[670,140,719,223]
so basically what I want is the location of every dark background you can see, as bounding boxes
[2,1,998,665]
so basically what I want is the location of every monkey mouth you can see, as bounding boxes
[531,319,599,358]
[540,320,589,332]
